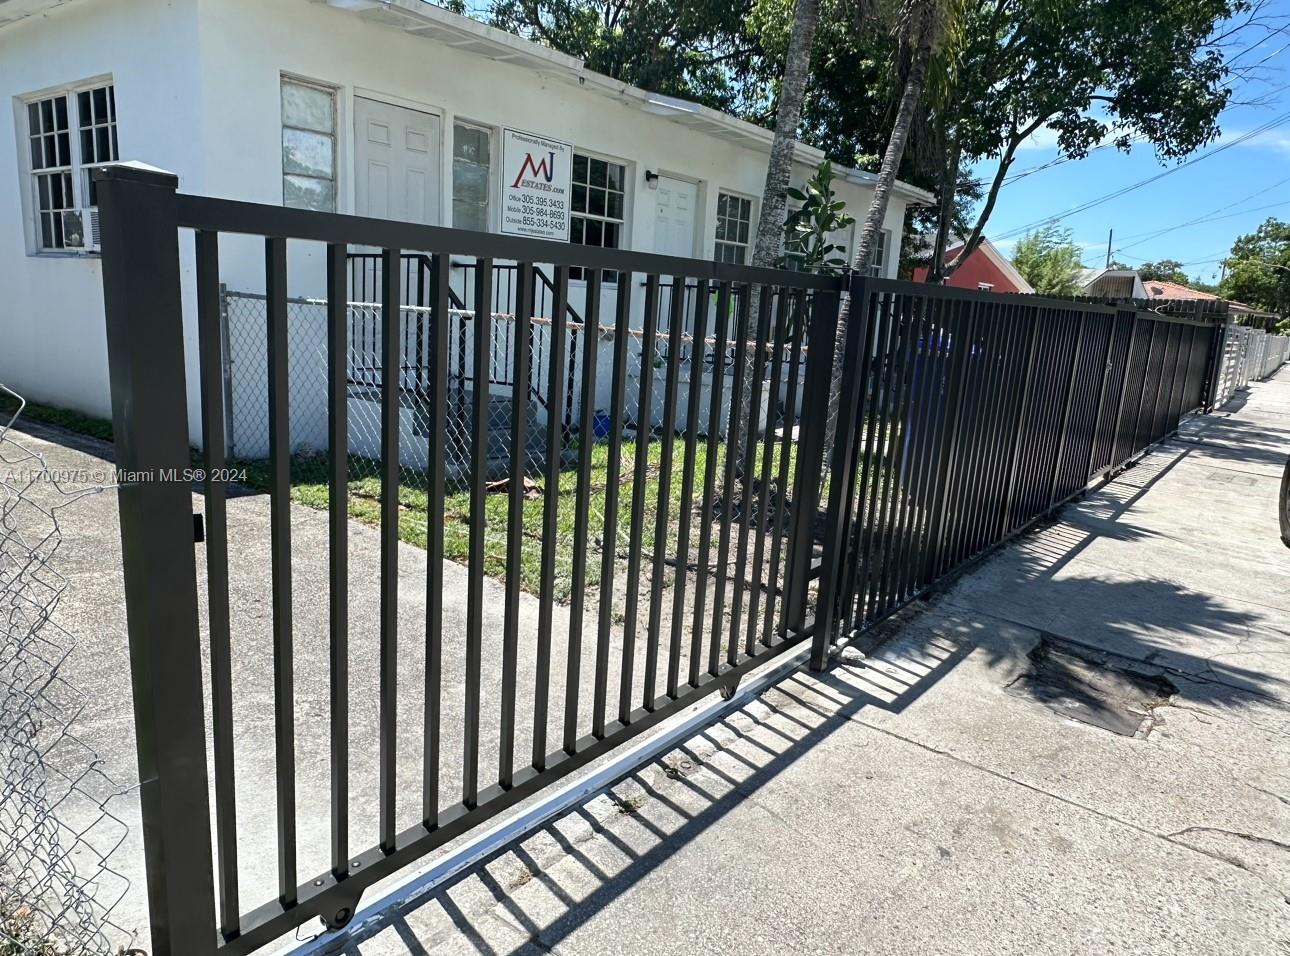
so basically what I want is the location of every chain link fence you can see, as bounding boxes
[218,267,809,616]
[0,388,135,956]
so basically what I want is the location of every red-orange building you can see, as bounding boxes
[912,237,1035,293]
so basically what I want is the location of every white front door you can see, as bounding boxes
[354,96,441,225]
[653,176,697,258]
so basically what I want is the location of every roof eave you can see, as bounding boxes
[976,238,1035,293]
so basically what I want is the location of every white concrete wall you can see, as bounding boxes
[0,0,205,423]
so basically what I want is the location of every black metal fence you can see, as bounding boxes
[96,166,838,955]
[811,288,1223,662]
[95,165,1227,956]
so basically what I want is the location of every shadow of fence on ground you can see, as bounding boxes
[323,393,1289,954]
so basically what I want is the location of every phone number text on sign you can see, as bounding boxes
[501,128,573,241]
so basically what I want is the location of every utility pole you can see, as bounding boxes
[1105,229,1113,269]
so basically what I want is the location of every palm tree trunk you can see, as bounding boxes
[851,35,932,275]
[734,0,819,463]
[751,0,821,270]
[826,30,934,442]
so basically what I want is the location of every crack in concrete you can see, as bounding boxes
[1247,784,1290,809]
[1165,826,1290,854]
[847,715,1290,905]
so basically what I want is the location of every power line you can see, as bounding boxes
[994,109,1290,240]
[1112,198,1290,254]
[995,80,1290,188]
[1113,173,1290,242]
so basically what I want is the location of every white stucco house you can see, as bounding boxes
[0,0,931,448]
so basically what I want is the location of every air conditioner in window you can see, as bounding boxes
[60,208,101,253]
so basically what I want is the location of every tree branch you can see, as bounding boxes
[945,114,1046,275]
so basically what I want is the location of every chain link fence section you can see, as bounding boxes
[220,279,807,610]
[0,388,136,956]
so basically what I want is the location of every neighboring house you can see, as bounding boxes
[1141,278,1220,302]
[0,0,932,436]
[911,237,1035,293]
[1143,278,1279,328]
[1077,267,1149,299]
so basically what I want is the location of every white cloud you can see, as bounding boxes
[1223,128,1290,155]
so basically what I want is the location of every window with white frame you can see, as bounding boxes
[714,192,752,264]
[452,122,491,231]
[23,81,117,251]
[867,228,892,277]
[281,77,336,212]
[570,152,626,280]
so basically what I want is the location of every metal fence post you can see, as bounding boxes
[782,284,842,642]
[95,164,218,956]
[1202,312,1229,412]
[218,281,235,459]
[810,275,871,670]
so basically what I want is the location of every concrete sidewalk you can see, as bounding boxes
[340,367,1290,955]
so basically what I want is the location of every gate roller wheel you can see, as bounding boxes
[719,680,739,701]
[326,904,356,931]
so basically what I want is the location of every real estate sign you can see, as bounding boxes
[500,128,573,241]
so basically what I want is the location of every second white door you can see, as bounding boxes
[653,176,697,258]
[354,96,441,225]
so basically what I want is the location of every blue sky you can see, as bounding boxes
[973,3,1290,285]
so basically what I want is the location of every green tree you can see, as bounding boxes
[488,0,763,112]
[940,0,1251,276]
[1219,218,1290,317]
[1137,260,1191,283]
[1012,225,1085,295]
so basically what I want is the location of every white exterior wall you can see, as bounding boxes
[192,0,907,298]
[0,0,915,443]
[0,0,205,421]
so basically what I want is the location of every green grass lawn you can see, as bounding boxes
[0,393,114,443]
[240,434,800,603]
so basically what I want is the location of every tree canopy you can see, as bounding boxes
[1011,225,1085,295]
[944,0,1252,273]
[488,0,765,113]
[1219,217,1290,316]
[464,0,1260,282]
[1135,260,1191,284]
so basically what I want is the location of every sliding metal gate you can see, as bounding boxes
[96,165,836,955]
[96,165,1225,955]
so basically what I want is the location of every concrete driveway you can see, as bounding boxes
[7,405,678,949]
